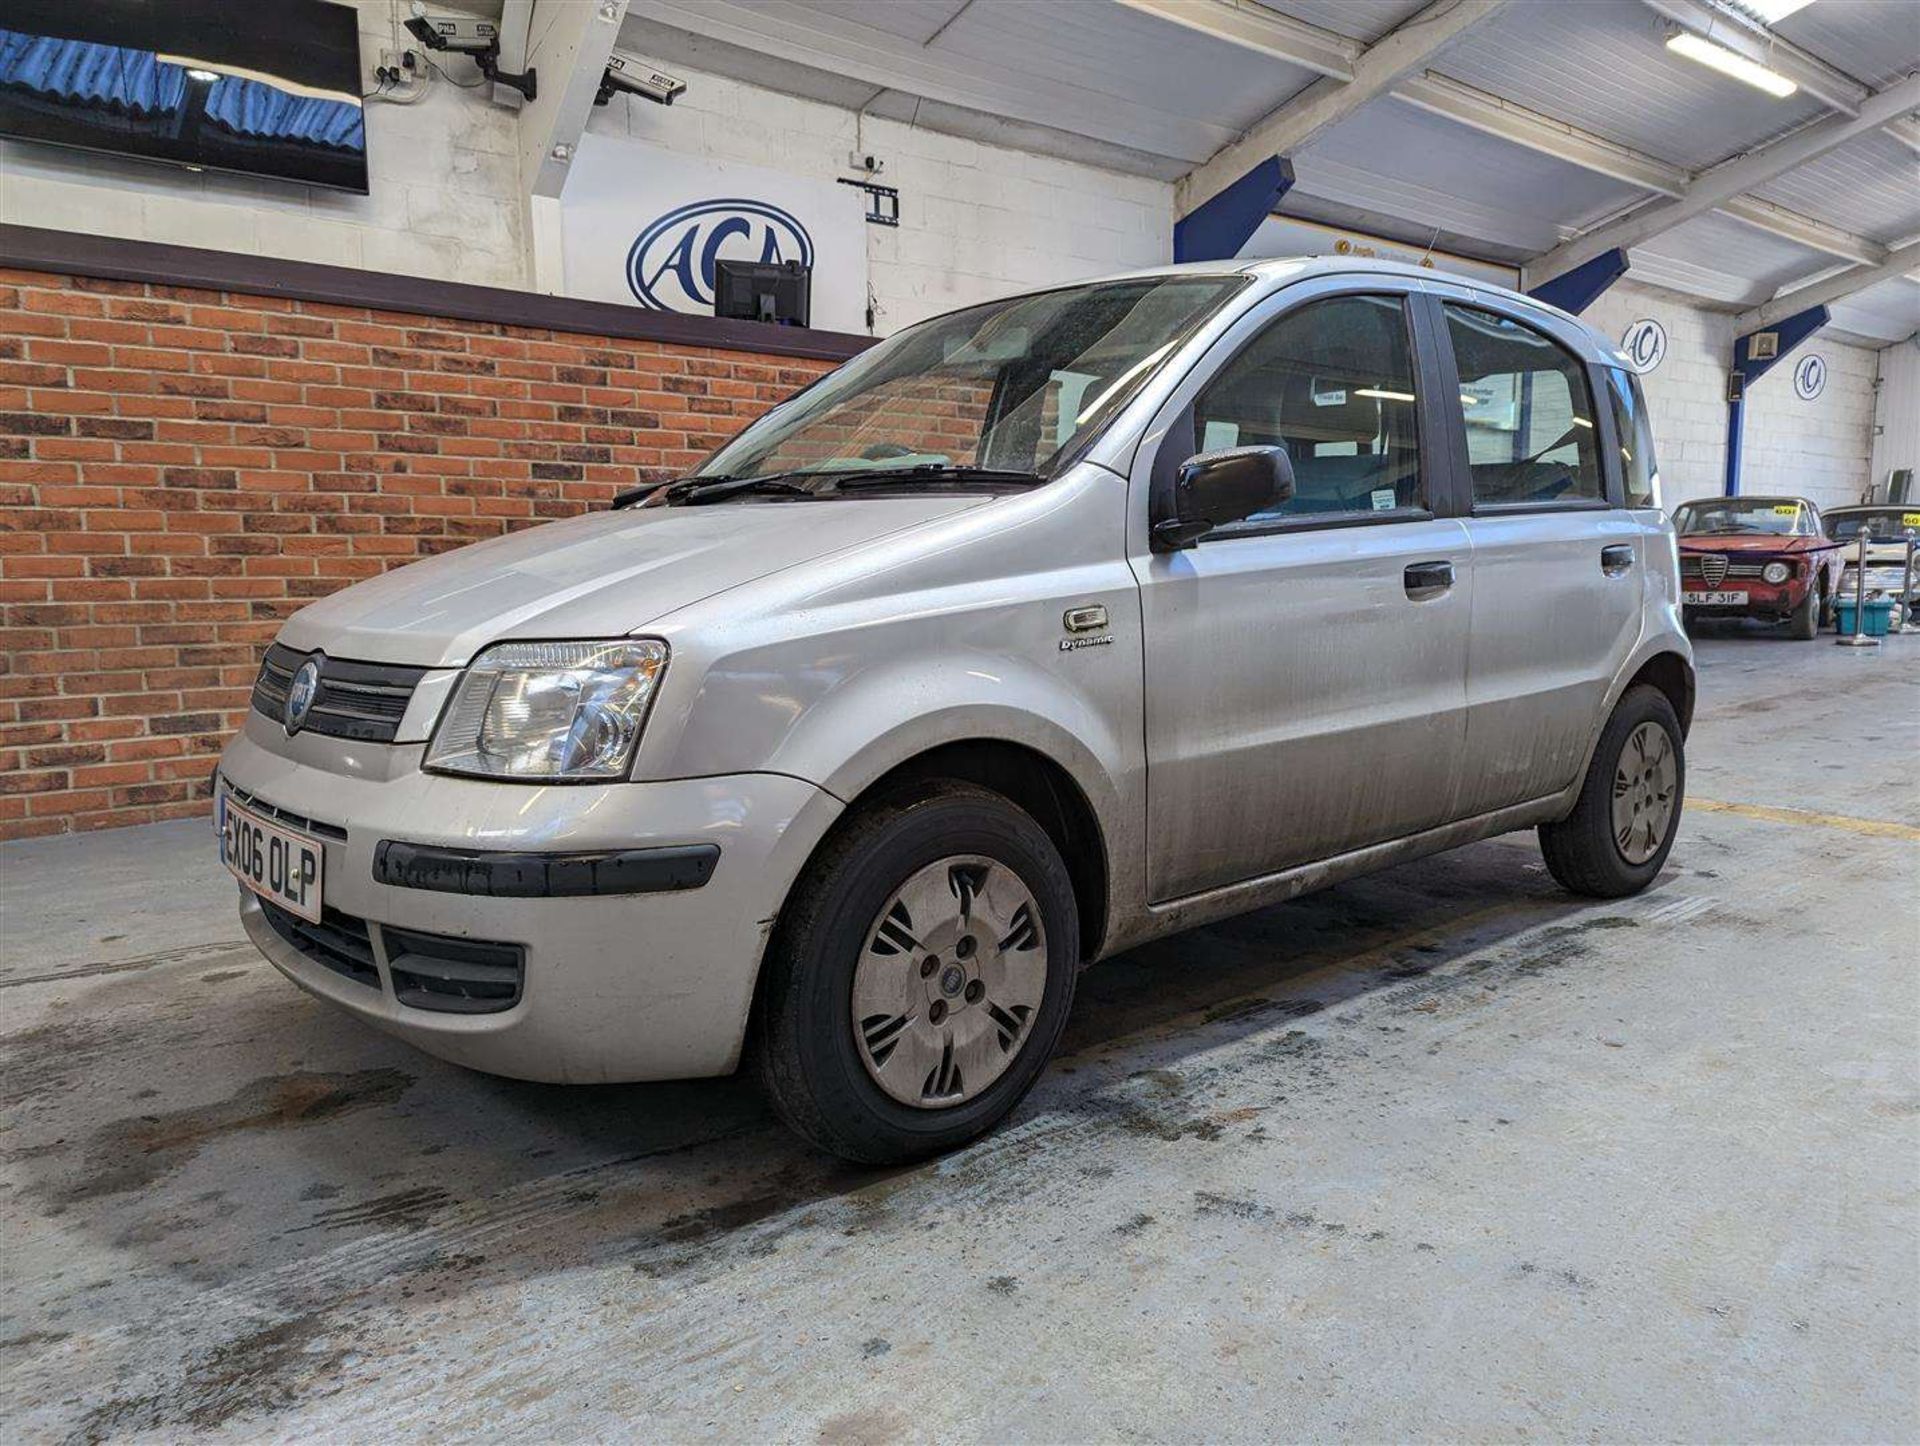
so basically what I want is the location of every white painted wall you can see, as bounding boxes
[1582,279,1880,512]
[580,65,1173,333]
[0,1,525,288]
[1868,337,1920,497]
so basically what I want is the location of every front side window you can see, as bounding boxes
[1604,367,1660,508]
[1444,304,1603,505]
[693,276,1247,491]
[1188,293,1424,522]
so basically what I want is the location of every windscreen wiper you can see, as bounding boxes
[660,474,817,505]
[829,464,1045,492]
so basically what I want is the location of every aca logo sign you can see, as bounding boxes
[625,199,814,311]
[1793,353,1827,401]
[1621,318,1667,374]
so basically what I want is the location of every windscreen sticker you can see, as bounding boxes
[1771,504,1799,515]
[1370,488,1397,512]
[1903,512,1920,528]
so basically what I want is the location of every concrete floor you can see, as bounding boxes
[3,632,1916,1443]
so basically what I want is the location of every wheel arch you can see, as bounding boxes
[1628,649,1695,737]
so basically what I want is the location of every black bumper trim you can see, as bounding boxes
[373,840,720,897]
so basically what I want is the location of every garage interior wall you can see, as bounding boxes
[1869,337,1920,492]
[585,64,1174,332]
[1580,280,1879,511]
[0,2,528,290]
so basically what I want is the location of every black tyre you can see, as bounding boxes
[1538,684,1684,898]
[753,781,1079,1164]
[1817,579,1835,630]
[1787,582,1819,640]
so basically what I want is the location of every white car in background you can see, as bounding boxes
[1823,505,1920,621]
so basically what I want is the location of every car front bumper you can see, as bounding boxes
[219,714,843,1083]
[1681,574,1810,619]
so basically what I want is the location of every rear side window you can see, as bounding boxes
[1443,303,1603,506]
[1604,367,1660,508]
[1190,293,1424,522]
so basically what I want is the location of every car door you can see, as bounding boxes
[1130,279,1474,903]
[1426,292,1645,816]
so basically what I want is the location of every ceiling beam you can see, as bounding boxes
[1887,118,1920,156]
[1395,73,1886,268]
[1177,0,1514,215]
[1394,72,1686,196]
[1717,197,1885,268]
[1112,0,1358,81]
[636,0,1236,162]
[1736,239,1920,332]
[1526,73,1920,285]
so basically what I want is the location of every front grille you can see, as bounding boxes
[251,644,428,744]
[260,899,380,989]
[1682,556,1768,581]
[383,926,525,1015]
[256,897,525,1015]
[223,780,348,843]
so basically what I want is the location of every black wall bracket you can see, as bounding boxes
[838,178,900,228]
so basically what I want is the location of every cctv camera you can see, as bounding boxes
[403,13,500,54]
[597,50,686,106]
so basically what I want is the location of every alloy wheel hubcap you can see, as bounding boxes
[1611,721,1677,865]
[851,854,1047,1109]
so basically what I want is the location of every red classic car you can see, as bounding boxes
[1672,496,1845,640]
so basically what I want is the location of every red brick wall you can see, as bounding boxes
[0,268,838,839]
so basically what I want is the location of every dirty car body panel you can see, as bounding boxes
[217,256,1693,1089]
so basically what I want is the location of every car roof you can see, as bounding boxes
[1040,255,1619,365]
[1677,495,1811,506]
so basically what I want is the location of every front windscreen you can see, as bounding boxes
[697,274,1249,485]
[1826,509,1920,545]
[1672,499,1808,537]
[0,0,367,194]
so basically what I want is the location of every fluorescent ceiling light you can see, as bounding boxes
[1738,0,1815,23]
[1666,31,1799,97]
[1355,388,1416,402]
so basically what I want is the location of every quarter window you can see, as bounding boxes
[1190,294,1424,522]
[1443,304,1603,505]
[1604,367,1660,508]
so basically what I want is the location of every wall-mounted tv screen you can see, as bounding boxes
[0,0,367,194]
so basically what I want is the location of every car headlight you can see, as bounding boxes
[1762,561,1791,584]
[425,640,667,780]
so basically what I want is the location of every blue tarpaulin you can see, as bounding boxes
[0,26,361,152]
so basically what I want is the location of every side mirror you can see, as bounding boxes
[1153,445,1295,550]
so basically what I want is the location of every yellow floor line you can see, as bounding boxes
[1690,797,1920,841]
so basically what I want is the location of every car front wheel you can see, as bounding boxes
[753,781,1079,1164]
[1538,684,1684,898]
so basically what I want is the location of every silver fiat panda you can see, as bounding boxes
[216,257,1692,1162]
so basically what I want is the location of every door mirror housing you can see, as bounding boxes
[1153,445,1296,549]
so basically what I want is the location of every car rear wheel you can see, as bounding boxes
[1538,684,1684,898]
[753,782,1079,1164]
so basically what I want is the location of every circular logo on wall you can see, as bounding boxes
[1621,318,1667,374]
[1793,353,1827,401]
[624,199,814,312]
[284,658,320,736]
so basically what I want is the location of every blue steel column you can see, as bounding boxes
[1173,157,1295,264]
[1724,304,1829,496]
[1526,248,1628,316]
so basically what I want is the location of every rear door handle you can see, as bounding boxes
[1404,560,1454,600]
[1601,544,1635,577]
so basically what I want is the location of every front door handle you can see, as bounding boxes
[1601,543,1635,577]
[1404,560,1454,600]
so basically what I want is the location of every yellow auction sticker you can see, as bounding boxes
[1903,512,1920,528]
[1771,504,1799,515]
